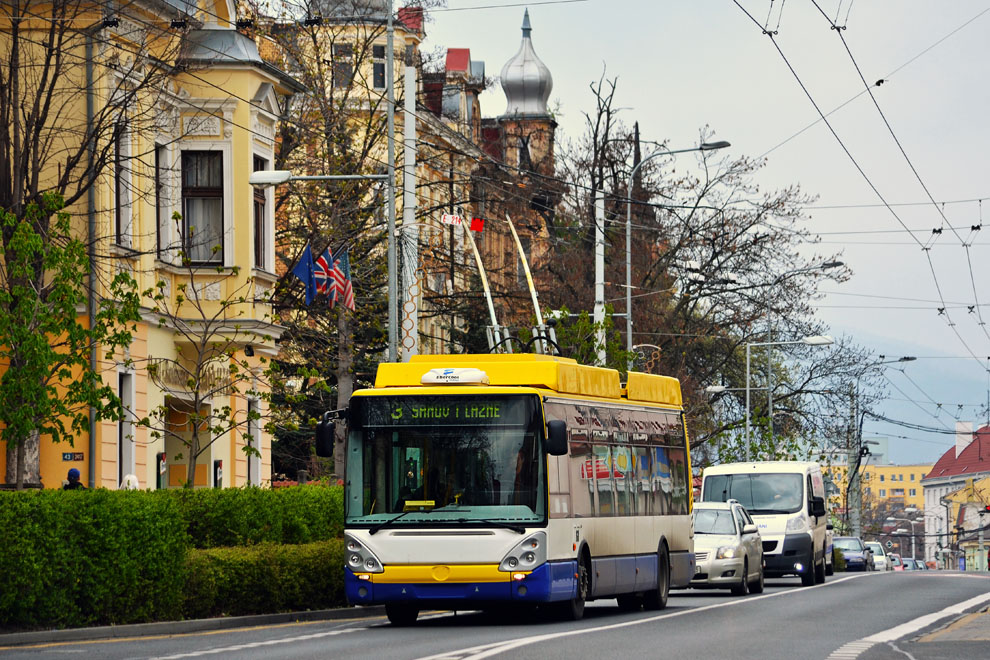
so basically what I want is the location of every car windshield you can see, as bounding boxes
[702,473,804,514]
[890,556,902,565]
[344,394,546,526]
[694,509,737,535]
[866,543,884,555]
[834,538,864,551]
[902,559,917,568]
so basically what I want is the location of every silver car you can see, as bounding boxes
[691,500,764,595]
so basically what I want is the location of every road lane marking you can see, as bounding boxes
[151,627,364,659]
[825,589,990,660]
[416,574,868,660]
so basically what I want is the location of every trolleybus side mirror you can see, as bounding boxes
[810,495,826,518]
[315,411,335,458]
[546,419,567,456]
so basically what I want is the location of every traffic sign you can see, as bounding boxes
[885,540,893,549]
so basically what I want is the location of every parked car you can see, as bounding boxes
[901,557,921,570]
[890,553,904,571]
[834,536,875,571]
[865,542,892,571]
[825,524,835,576]
[691,500,765,596]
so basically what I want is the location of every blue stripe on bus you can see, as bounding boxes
[345,561,580,605]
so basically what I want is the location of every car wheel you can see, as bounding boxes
[643,543,670,610]
[731,559,750,596]
[748,558,765,594]
[814,548,826,584]
[386,603,419,626]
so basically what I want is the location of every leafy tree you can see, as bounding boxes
[0,194,140,488]
[137,223,271,488]
[0,1,189,486]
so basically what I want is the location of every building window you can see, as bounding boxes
[118,372,134,487]
[910,488,916,496]
[910,473,915,481]
[333,43,353,88]
[114,122,132,248]
[181,151,224,264]
[880,474,884,482]
[898,474,903,481]
[155,143,169,256]
[373,44,385,89]
[880,489,886,497]
[253,155,268,270]
[892,488,904,496]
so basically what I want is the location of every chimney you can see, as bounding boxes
[956,421,974,458]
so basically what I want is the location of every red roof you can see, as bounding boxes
[924,424,990,480]
[397,7,423,32]
[446,48,470,73]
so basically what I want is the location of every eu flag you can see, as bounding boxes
[291,243,317,305]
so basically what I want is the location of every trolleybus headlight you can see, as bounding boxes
[499,532,547,572]
[344,534,385,574]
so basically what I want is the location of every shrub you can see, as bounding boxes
[183,540,345,619]
[833,547,847,572]
[172,484,343,548]
[0,489,188,628]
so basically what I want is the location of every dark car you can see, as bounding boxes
[834,536,874,571]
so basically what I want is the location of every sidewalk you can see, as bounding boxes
[0,605,386,648]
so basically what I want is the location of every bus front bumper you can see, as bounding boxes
[346,560,578,606]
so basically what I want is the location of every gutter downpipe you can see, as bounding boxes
[86,30,98,489]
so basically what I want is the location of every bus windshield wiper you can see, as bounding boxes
[369,510,418,535]
[750,508,793,515]
[455,518,526,534]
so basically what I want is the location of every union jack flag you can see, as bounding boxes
[331,248,355,311]
[314,248,334,296]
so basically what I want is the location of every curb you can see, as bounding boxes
[0,606,387,648]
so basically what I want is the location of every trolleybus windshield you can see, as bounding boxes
[345,394,546,527]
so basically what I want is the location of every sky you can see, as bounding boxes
[420,0,990,466]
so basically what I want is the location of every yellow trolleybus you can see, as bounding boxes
[317,354,695,625]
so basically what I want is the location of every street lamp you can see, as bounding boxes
[621,140,730,370]
[887,516,920,561]
[744,334,833,461]
[248,169,396,361]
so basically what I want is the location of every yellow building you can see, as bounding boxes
[826,463,932,513]
[0,1,299,489]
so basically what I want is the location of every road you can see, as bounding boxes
[3,572,989,660]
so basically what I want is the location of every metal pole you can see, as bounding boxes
[912,521,917,561]
[594,194,605,366]
[386,1,398,362]
[745,343,751,461]
[506,214,547,352]
[625,170,633,371]
[768,328,774,445]
[400,57,418,361]
[980,512,986,571]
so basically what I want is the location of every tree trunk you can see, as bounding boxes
[4,430,41,489]
[335,310,354,480]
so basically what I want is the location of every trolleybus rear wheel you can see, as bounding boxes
[642,543,669,610]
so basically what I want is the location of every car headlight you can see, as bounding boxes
[715,546,737,559]
[499,532,546,571]
[786,513,809,533]
[344,534,384,574]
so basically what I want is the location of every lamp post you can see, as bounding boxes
[744,335,833,461]
[888,516,920,561]
[248,169,395,361]
[622,140,730,370]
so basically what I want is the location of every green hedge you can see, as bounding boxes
[0,489,188,628]
[183,540,345,619]
[172,485,344,548]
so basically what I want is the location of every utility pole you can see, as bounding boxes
[386,0,398,362]
[593,193,605,366]
[400,48,418,360]
[848,383,862,537]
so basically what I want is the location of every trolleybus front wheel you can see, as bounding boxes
[386,603,419,626]
[554,556,590,620]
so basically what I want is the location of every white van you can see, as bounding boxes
[700,462,828,586]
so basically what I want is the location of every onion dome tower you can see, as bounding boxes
[497,10,556,177]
